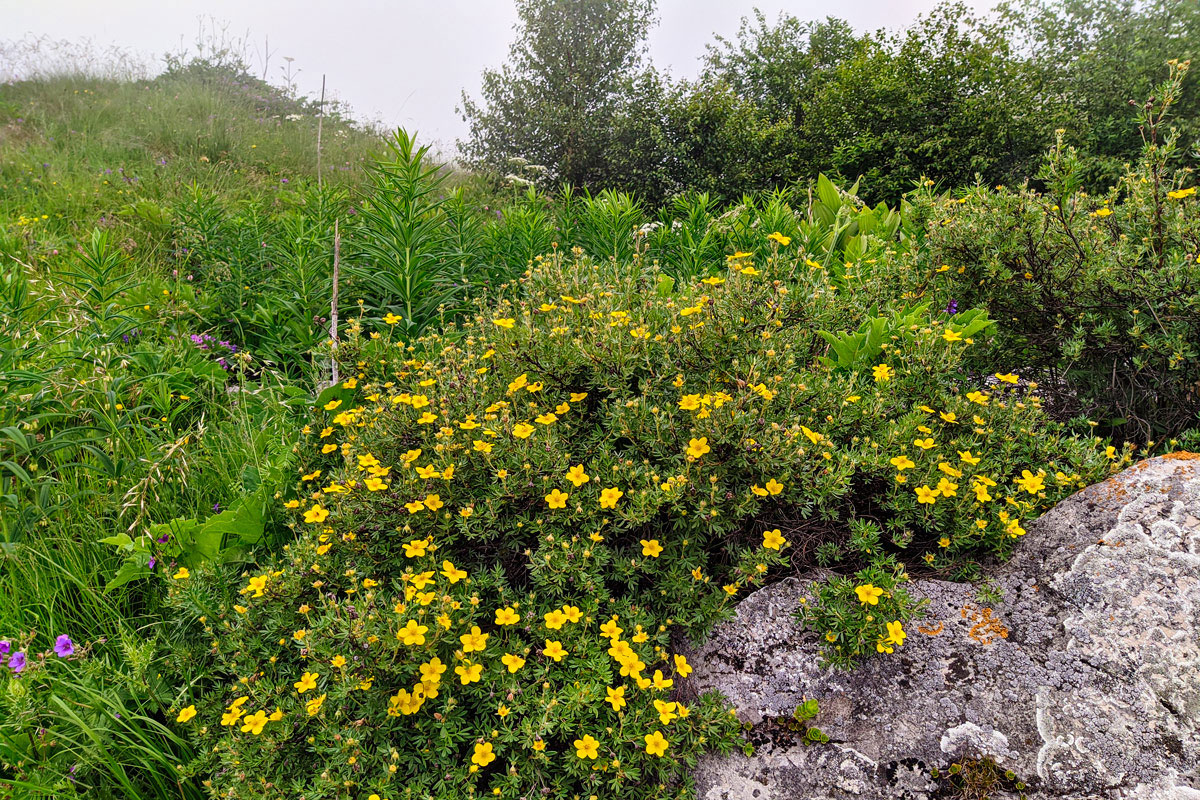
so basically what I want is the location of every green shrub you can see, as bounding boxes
[799,534,925,669]
[908,61,1200,442]
[161,232,1111,798]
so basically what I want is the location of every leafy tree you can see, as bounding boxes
[458,0,657,188]
[801,3,1047,202]
[999,0,1200,188]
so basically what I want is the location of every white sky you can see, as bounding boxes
[5,0,994,153]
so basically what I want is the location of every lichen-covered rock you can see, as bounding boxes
[688,455,1200,799]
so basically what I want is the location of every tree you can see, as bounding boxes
[999,0,1200,189]
[458,0,657,188]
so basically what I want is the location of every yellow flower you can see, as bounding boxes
[599,619,623,639]
[762,528,785,550]
[640,539,663,558]
[331,655,347,668]
[545,488,569,509]
[644,730,669,757]
[674,653,693,677]
[995,372,1019,384]
[460,626,489,652]
[473,439,494,453]
[423,494,444,512]
[384,312,401,325]
[561,604,582,623]
[652,669,674,690]
[492,318,515,329]
[398,620,429,646]
[938,462,963,478]
[574,734,600,759]
[294,671,319,694]
[916,485,939,505]
[176,705,197,723]
[605,685,627,712]
[942,329,963,343]
[305,693,326,716]
[441,560,467,583]
[599,487,624,508]
[303,505,329,524]
[566,464,590,487]
[764,478,783,495]
[544,609,568,630]
[220,707,244,727]
[1014,469,1045,495]
[1167,186,1196,199]
[403,537,429,556]
[872,364,893,382]
[173,567,190,580]
[679,394,701,411]
[240,710,269,735]
[767,231,791,246]
[455,661,483,684]
[914,437,936,450]
[686,437,711,459]
[472,741,496,766]
[501,653,526,673]
[532,738,546,751]
[890,455,915,471]
[936,477,958,497]
[542,640,567,662]
[512,422,535,439]
[854,584,884,605]
[495,606,520,626]
[886,620,906,646]
[958,450,981,465]
[654,699,678,724]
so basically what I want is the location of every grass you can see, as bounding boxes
[0,54,384,796]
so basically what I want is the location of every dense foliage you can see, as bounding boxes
[461,0,1200,204]
[0,16,1194,800]
[165,237,1105,797]
[910,62,1200,442]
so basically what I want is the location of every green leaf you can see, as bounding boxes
[816,174,840,212]
[105,555,152,593]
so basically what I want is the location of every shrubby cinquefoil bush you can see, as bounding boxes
[164,238,1109,798]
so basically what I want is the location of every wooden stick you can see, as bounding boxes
[316,74,326,190]
[331,218,340,385]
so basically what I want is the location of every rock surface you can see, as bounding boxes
[688,455,1200,799]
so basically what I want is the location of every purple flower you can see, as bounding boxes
[148,557,156,569]
[945,299,958,315]
[54,635,74,658]
[0,640,9,656]
[8,651,26,673]
[212,502,221,513]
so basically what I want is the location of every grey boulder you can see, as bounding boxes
[688,455,1200,799]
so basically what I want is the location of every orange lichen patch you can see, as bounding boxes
[1161,451,1199,462]
[917,621,944,636]
[961,604,1009,645]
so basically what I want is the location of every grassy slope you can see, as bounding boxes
[0,69,380,798]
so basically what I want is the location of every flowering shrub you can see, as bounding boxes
[907,61,1200,442]
[161,233,1112,798]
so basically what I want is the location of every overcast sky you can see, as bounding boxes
[6,0,994,153]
